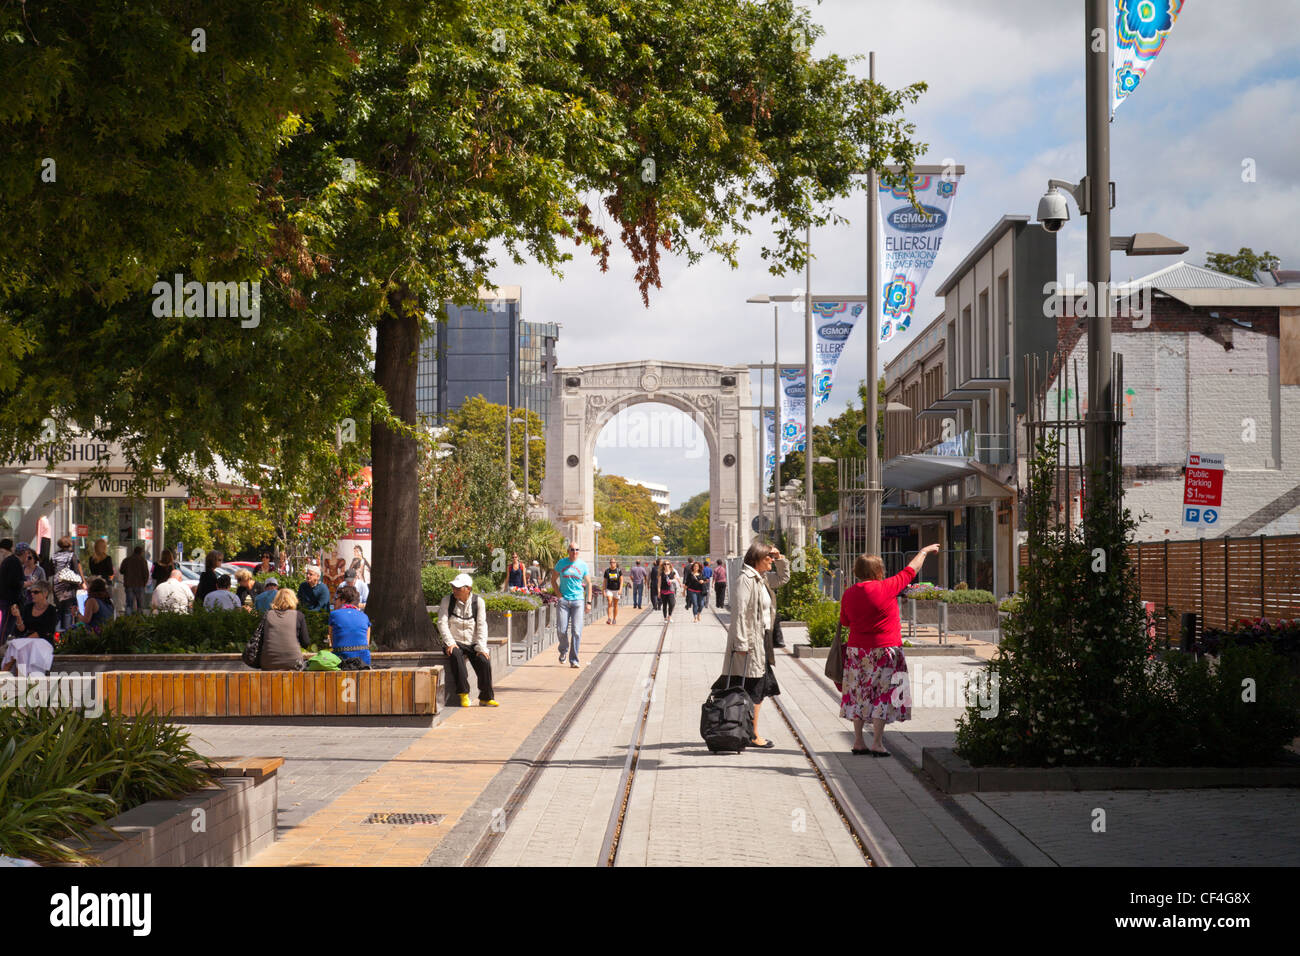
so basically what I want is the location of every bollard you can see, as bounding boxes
[909,598,917,642]
[1180,612,1197,654]
[939,601,947,645]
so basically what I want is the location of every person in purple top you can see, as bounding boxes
[628,560,647,609]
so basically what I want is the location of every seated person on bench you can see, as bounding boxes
[436,573,498,708]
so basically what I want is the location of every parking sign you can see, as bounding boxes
[1182,452,1224,529]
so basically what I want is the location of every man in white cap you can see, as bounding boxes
[437,573,497,707]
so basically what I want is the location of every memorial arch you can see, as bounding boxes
[541,361,759,559]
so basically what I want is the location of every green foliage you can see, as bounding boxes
[905,587,996,605]
[421,440,526,572]
[998,594,1023,614]
[683,499,711,556]
[1204,247,1280,282]
[55,608,329,654]
[594,472,662,556]
[777,541,827,612]
[0,707,215,864]
[483,593,541,613]
[800,600,840,647]
[420,565,498,607]
[443,395,545,496]
[956,439,1300,767]
[164,507,276,560]
[523,519,566,571]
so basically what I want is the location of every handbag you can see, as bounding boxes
[825,615,845,685]
[241,618,267,668]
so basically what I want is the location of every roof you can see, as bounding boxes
[934,216,1031,297]
[1114,261,1258,293]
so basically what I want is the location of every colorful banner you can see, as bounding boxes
[777,366,807,462]
[878,172,962,344]
[1111,0,1183,116]
[811,301,865,408]
[762,409,778,494]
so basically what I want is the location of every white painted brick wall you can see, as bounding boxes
[1045,328,1298,540]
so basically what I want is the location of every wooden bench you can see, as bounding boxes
[100,667,441,719]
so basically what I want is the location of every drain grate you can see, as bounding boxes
[363,812,445,825]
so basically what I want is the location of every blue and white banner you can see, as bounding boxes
[1112,0,1183,116]
[811,301,865,408]
[762,409,777,493]
[777,366,807,461]
[879,172,962,344]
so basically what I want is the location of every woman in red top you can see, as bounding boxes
[838,544,940,756]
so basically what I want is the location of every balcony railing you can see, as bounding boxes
[931,429,1012,465]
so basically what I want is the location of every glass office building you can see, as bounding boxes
[415,288,559,434]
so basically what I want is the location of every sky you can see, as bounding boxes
[499,0,1300,507]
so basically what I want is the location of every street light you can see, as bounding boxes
[651,534,661,560]
[431,441,455,560]
[593,520,602,565]
[748,294,781,541]
[511,415,531,505]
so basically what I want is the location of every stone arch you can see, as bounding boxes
[541,361,758,561]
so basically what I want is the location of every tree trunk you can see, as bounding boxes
[370,292,435,649]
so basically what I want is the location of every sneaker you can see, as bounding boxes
[458,693,471,707]
[569,661,579,668]
[481,699,499,707]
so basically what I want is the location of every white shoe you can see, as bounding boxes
[570,661,580,668]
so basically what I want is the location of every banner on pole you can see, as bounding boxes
[762,409,777,494]
[777,366,807,462]
[1111,0,1184,117]
[878,172,961,344]
[811,301,865,408]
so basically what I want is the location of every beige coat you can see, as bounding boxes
[723,557,790,679]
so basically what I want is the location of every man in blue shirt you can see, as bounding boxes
[550,543,590,668]
[297,565,332,612]
[253,578,279,613]
[700,559,713,608]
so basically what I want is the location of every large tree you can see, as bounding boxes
[1205,247,1279,282]
[594,472,661,555]
[443,395,544,496]
[1,0,926,650]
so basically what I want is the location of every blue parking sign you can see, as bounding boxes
[1203,509,1218,524]
[1184,507,1200,522]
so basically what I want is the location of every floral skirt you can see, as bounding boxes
[839,646,910,724]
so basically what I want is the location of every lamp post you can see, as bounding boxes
[592,520,602,567]
[431,441,455,560]
[651,534,661,561]
[511,414,530,505]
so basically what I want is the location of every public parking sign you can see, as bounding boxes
[1182,452,1224,529]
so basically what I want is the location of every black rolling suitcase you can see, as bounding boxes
[701,652,753,753]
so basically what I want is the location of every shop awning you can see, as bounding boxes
[882,454,980,491]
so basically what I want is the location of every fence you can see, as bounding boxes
[1018,533,1300,643]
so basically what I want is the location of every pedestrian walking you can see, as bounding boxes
[658,559,679,621]
[718,540,790,749]
[629,559,647,609]
[647,560,661,612]
[527,560,543,588]
[87,538,114,586]
[550,543,590,667]
[603,558,623,625]
[507,553,527,590]
[152,549,177,588]
[713,558,727,609]
[684,561,706,622]
[49,536,83,633]
[838,544,940,756]
[196,550,224,604]
[437,572,498,707]
[700,559,713,608]
[118,545,150,614]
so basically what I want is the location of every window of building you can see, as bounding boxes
[978,291,990,376]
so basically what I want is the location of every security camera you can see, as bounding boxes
[1036,188,1070,233]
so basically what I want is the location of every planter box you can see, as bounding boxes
[908,602,999,631]
[65,758,280,866]
[791,644,829,659]
[923,747,1300,793]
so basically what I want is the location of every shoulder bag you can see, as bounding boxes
[242,617,267,668]
[824,612,845,685]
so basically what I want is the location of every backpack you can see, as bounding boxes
[306,650,342,671]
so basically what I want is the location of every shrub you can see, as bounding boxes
[803,601,841,648]
[1197,618,1300,667]
[939,589,995,605]
[483,593,540,613]
[998,595,1023,614]
[777,541,828,611]
[421,565,498,606]
[55,608,330,654]
[0,708,215,864]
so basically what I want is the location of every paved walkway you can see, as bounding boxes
[178,602,1300,867]
[183,614,628,866]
